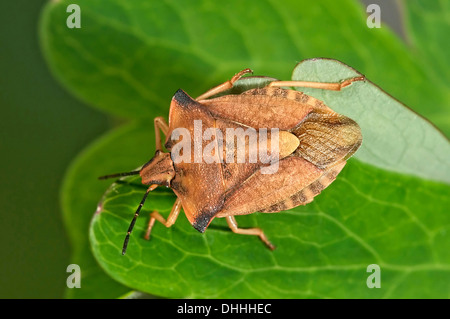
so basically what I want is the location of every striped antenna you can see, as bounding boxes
[98,170,140,180]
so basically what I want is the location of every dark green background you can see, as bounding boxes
[1,1,109,298]
[0,0,405,298]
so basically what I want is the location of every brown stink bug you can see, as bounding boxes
[99,68,364,255]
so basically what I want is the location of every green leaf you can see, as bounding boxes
[90,157,450,298]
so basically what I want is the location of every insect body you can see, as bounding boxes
[100,69,363,254]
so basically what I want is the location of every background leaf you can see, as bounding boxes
[401,0,450,133]
[38,0,450,298]
[41,0,449,136]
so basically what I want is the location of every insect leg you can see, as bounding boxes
[144,198,182,240]
[226,216,276,250]
[195,68,253,100]
[267,76,365,91]
[154,116,169,151]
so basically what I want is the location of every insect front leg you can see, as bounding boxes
[144,198,182,240]
[267,76,365,91]
[195,68,253,100]
[226,216,276,250]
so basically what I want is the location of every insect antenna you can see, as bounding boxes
[122,186,154,255]
[98,170,140,180]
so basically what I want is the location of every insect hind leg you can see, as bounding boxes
[267,76,365,91]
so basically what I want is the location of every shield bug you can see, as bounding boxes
[100,68,364,255]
